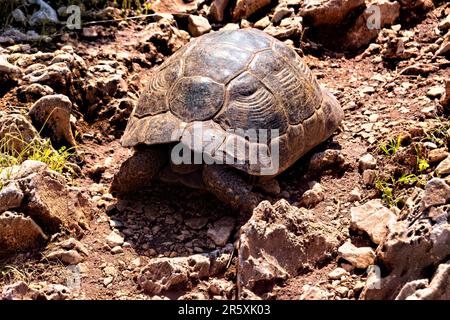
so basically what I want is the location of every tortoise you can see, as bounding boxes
[111,28,343,212]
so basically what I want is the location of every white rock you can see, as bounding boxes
[338,242,376,269]
[350,199,397,244]
[207,216,236,246]
[359,153,377,171]
[254,16,270,29]
[106,231,124,247]
[348,188,362,202]
[421,178,450,209]
[328,267,349,280]
[436,156,450,176]
[188,15,212,37]
[427,86,445,98]
[0,181,24,213]
[301,181,325,207]
[138,255,210,294]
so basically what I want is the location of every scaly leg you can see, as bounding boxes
[202,165,262,213]
[110,146,168,196]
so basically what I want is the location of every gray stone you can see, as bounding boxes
[0,211,47,253]
[207,216,236,246]
[138,255,210,295]
[328,267,349,280]
[396,263,450,300]
[188,15,212,37]
[421,178,450,209]
[350,199,397,244]
[301,181,325,207]
[29,94,76,146]
[338,242,376,269]
[359,153,377,171]
[29,0,59,27]
[46,249,84,265]
[436,155,450,176]
[361,198,450,299]
[106,231,124,247]
[348,188,362,202]
[238,200,339,297]
[0,181,24,213]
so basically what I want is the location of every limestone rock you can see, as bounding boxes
[207,216,236,246]
[301,181,325,207]
[301,0,365,26]
[0,111,39,154]
[343,0,400,51]
[46,249,84,265]
[338,242,376,269]
[238,200,339,297]
[188,15,212,37]
[361,192,450,299]
[0,55,22,76]
[20,166,87,235]
[233,0,271,21]
[436,155,450,176]
[395,263,450,300]
[0,181,24,213]
[29,94,76,147]
[138,255,210,295]
[0,211,47,254]
[264,16,303,39]
[0,281,41,300]
[106,231,124,247]
[420,178,450,210]
[350,199,397,244]
[17,83,54,102]
[359,153,377,171]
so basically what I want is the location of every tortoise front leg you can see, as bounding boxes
[110,146,168,196]
[202,165,262,213]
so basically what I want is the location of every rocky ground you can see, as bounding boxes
[0,0,449,300]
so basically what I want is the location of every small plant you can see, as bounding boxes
[0,132,75,175]
[421,118,450,147]
[0,0,21,28]
[113,0,150,12]
[379,135,402,156]
[375,179,397,207]
[0,265,30,284]
[417,156,430,172]
[375,173,427,207]
[396,173,426,186]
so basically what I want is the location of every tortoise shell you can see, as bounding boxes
[122,28,343,176]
